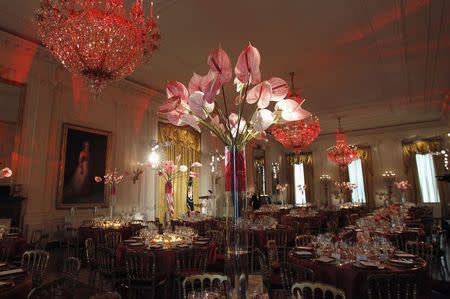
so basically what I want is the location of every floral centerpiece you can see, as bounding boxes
[151,155,201,218]
[158,43,312,218]
[95,168,127,218]
[394,180,411,203]
[333,181,357,204]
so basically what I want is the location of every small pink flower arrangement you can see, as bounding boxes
[394,180,411,190]
[153,155,202,183]
[95,168,127,195]
[276,183,288,193]
[0,167,12,179]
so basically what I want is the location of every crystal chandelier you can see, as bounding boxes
[327,117,358,169]
[35,0,160,95]
[271,73,320,153]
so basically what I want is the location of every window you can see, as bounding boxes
[294,163,307,204]
[415,154,440,203]
[348,159,366,203]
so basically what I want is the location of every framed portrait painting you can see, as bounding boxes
[57,123,112,209]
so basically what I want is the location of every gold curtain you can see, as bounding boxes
[402,138,447,209]
[356,145,374,209]
[158,122,201,220]
[286,152,314,203]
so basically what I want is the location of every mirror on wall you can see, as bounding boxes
[0,78,25,192]
[253,146,266,195]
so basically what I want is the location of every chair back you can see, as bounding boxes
[265,229,288,248]
[396,232,418,251]
[35,234,49,250]
[125,251,156,282]
[176,247,208,273]
[64,256,81,284]
[292,281,345,299]
[206,230,225,253]
[255,248,269,282]
[267,239,279,271]
[95,246,117,275]
[0,241,9,262]
[291,221,300,235]
[105,231,122,250]
[295,234,313,247]
[21,250,50,286]
[30,230,43,245]
[182,273,229,299]
[281,262,315,295]
[85,238,95,266]
[367,273,417,299]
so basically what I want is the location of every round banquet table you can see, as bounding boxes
[288,251,430,299]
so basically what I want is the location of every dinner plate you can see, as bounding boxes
[388,258,416,267]
[0,268,24,277]
[294,251,313,257]
[296,246,314,251]
[353,261,385,270]
[194,241,208,245]
[394,253,416,259]
[0,263,7,268]
[128,242,144,247]
[177,244,189,248]
[197,237,210,242]
[124,239,135,243]
[315,256,335,263]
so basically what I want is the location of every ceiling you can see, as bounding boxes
[0,0,449,133]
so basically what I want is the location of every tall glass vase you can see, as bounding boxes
[224,145,249,298]
[165,181,175,229]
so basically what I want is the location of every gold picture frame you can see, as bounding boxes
[57,123,112,209]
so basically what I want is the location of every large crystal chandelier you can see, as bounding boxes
[271,73,320,153]
[35,0,160,95]
[327,117,358,169]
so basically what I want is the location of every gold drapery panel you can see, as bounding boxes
[286,152,314,203]
[402,139,441,174]
[287,153,313,166]
[158,123,201,220]
[402,138,448,213]
[356,145,374,209]
[158,122,201,152]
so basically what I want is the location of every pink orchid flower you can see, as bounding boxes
[188,91,214,119]
[191,162,202,168]
[189,171,198,178]
[267,77,289,101]
[251,109,274,132]
[246,81,273,108]
[203,75,222,104]
[275,99,311,121]
[234,43,261,84]
[207,47,232,83]
[166,80,189,101]
[180,114,201,132]
[94,176,103,183]
[188,71,215,94]
[229,113,246,137]
[1,167,12,178]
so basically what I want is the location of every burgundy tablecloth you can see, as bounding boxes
[288,252,430,299]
